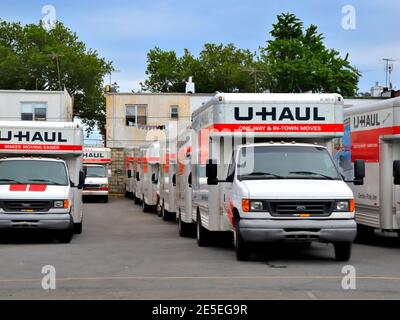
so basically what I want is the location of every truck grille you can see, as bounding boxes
[1,200,52,212]
[267,201,334,217]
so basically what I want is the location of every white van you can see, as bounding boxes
[83,147,111,203]
[0,121,85,243]
[138,142,160,213]
[336,97,400,238]
[191,93,365,261]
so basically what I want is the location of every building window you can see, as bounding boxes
[170,105,179,119]
[126,105,147,126]
[21,103,47,121]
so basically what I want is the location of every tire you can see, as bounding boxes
[103,196,109,203]
[234,222,250,261]
[134,194,141,205]
[74,222,82,234]
[57,228,74,243]
[178,212,194,237]
[334,242,352,261]
[356,224,375,241]
[142,196,151,213]
[162,201,173,221]
[125,191,129,198]
[196,213,210,247]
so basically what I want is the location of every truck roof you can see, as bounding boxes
[0,121,83,155]
[0,157,65,162]
[344,96,400,116]
[193,93,343,117]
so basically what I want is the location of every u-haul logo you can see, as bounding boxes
[0,130,67,143]
[234,107,326,122]
[84,152,104,158]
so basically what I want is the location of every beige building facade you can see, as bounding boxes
[105,92,213,193]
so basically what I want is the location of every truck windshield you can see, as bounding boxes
[84,165,107,178]
[0,160,68,186]
[237,146,341,181]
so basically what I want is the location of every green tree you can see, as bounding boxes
[141,44,256,93]
[259,13,360,95]
[0,20,113,132]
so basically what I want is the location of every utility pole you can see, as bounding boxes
[242,68,268,93]
[48,53,64,90]
[382,58,397,90]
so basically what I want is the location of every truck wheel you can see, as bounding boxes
[142,196,151,213]
[162,201,172,221]
[178,213,194,237]
[74,222,82,234]
[196,214,210,247]
[103,196,109,203]
[334,242,352,261]
[234,222,250,261]
[57,228,74,243]
[134,194,141,205]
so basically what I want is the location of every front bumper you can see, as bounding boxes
[239,219,357,243]
[83,190,108,196]
[0,213,72,230]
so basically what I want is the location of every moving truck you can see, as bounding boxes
[124,147,137,199]
[176,128,196,236]
[336,97,400,237]
[83,147,111,203]
[138,141,160,213]
[0,121,85,243]
[158,140,177,221]
[191,93,365,261]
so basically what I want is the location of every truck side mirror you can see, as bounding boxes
[353,160,365,186]
[136,172,140,181]
[188,172,192,187]
[152,173,158,184]
[108,169,112,178]
[127,170,132,178]
[206,159,218,185]
[172,174,176,187]
[393,160,400,185]
[78,170,86,189]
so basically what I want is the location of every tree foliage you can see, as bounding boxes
[142,13,360,95]
[141,44,256,93]
[0,20,113,131]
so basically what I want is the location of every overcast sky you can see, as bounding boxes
[1,0,399,93]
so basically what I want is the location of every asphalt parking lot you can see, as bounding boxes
[0,196,399,299]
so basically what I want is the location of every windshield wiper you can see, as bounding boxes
[238,172,285,180]
[289,171,335,180]
[28,179,64,185]
[0,178,23,184]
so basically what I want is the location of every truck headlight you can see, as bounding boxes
[242,199,265,212]
[54,200,69,209]
[250,201,264,211]
[334,200,355,212]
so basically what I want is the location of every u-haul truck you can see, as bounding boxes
[191,93,365,261]
[0,121,85,243]
[138,141,160,213]
[336,97,400,237]
[124,147,138,199]
[83,147,111,203]
[158,139,177,221]
[176,128,196,237]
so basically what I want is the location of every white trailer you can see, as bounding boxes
[176,128,195,237]
[0,121,85,242]
[83,147,112,203]
[138,141,160,213]
[336,97,400,237]
[191,93,365,261]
